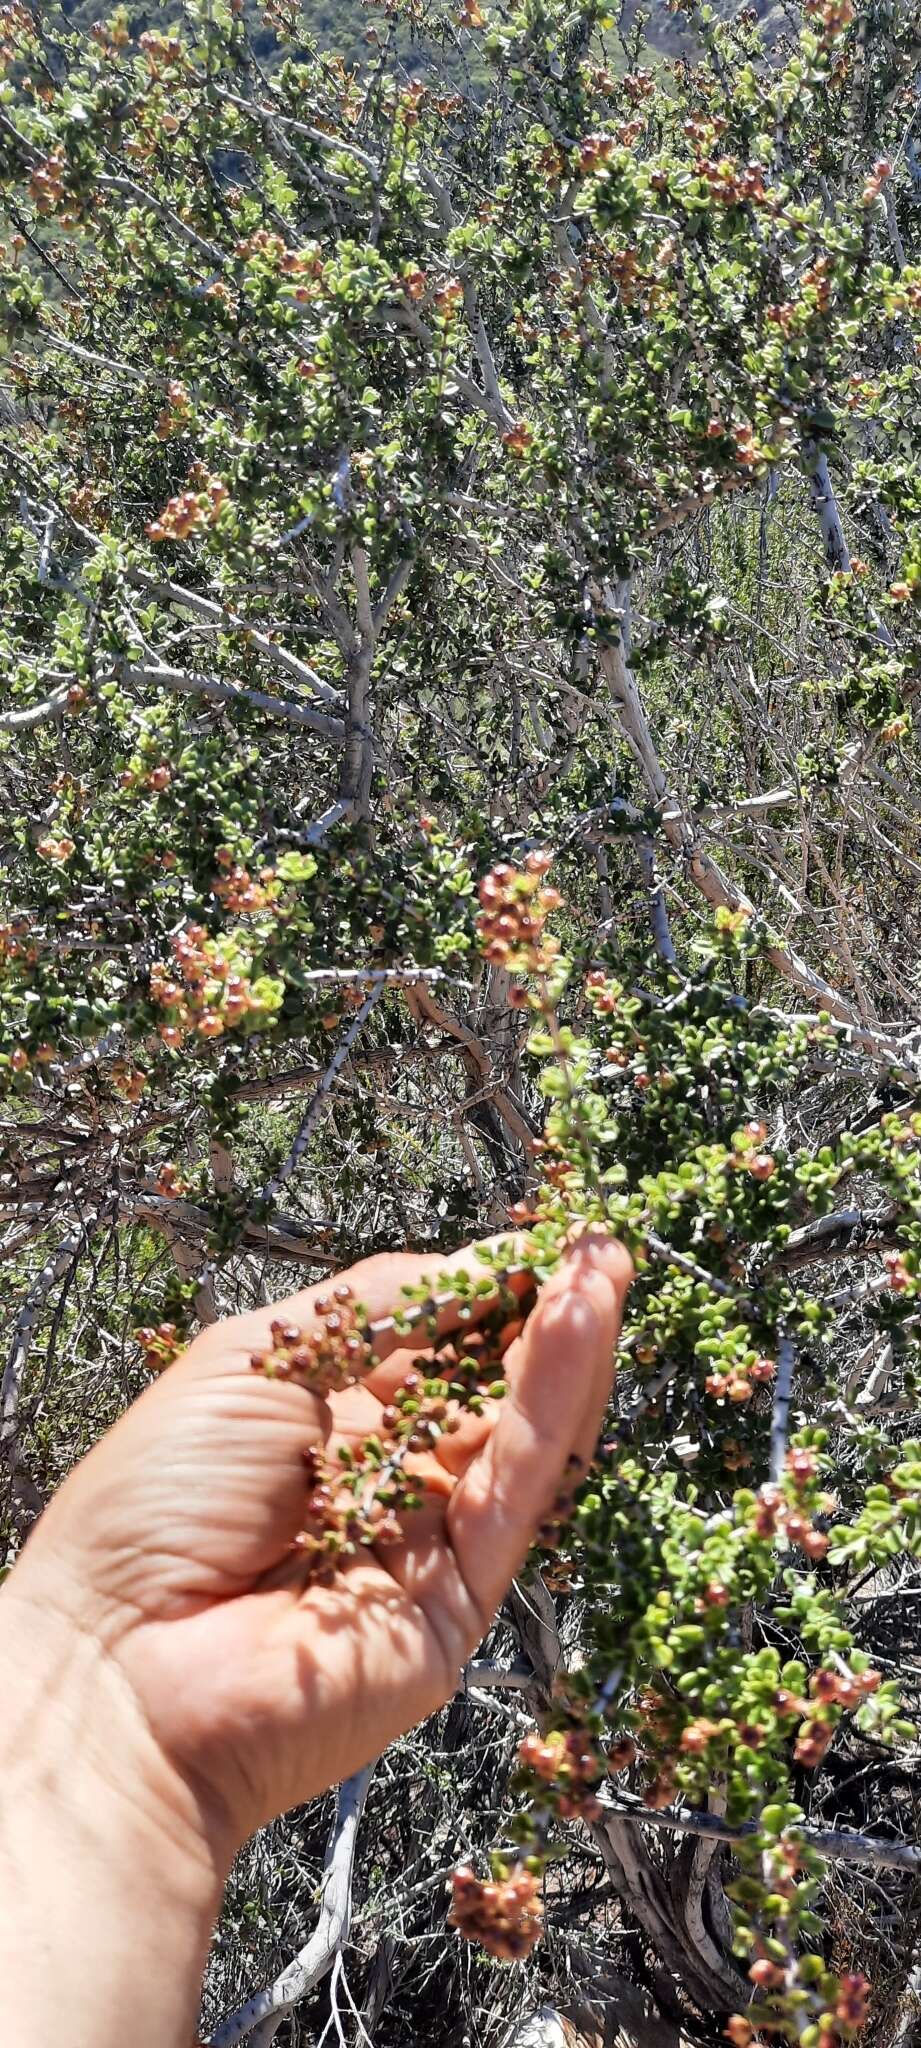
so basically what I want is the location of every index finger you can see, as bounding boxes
[188,1233,534,1381]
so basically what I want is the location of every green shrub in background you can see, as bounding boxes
[3,0,921,2041]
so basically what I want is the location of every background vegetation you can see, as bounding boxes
[3,0,921,2042]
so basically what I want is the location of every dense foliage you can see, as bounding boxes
[3,0,921,2042]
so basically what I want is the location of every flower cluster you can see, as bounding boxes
[234,227,322,277]
[288,1444,405,1583]
[89,15,130,53]
[883,1248,916,1294]
[111,1062,148,1103]
[0,919,37,964]
[749,1448,836,1564]
[730,1939,871,2048]
[36,835,76,865]
[0,1,33,69]
[694,155,770,210]
[448,1862,543,1962]
[861,158,893,208]
[518,1725,605,1821]
[705,1343,776,1405]
[134,1321,182,1372]
[146,469,229,542]
[120,763,172,794]
[155,380,193,441]
[793,1663,881,1769]
[28,149,65,214]
[149,924,284,1043]
[138,27,182,72]
[250,1267,537,1583]
[804,0,855,36]
[476,853,561,977]
[251,1286,372,1396]
[213,851,280,915]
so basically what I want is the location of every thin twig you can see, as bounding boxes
[769,1332,797,1483]
[636,836,678,967]
[261,987,384,1204]
[1,1214,101,1473]
[601,1790,921,1877]
[210,1766,375,2047]
[644,1231,747,1304]
[117,660,346,742]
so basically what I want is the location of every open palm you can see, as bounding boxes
[25,1232,630,1861]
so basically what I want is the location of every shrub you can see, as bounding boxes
[2,0,921,2040]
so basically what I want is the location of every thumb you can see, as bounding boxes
[445,1233,632,1627]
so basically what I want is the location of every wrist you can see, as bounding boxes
[0,1563,225,2048]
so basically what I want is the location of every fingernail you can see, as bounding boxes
[564,1227,622,1273]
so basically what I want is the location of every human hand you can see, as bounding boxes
[0,1229,630,2048]
[8,1229,630,1857]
